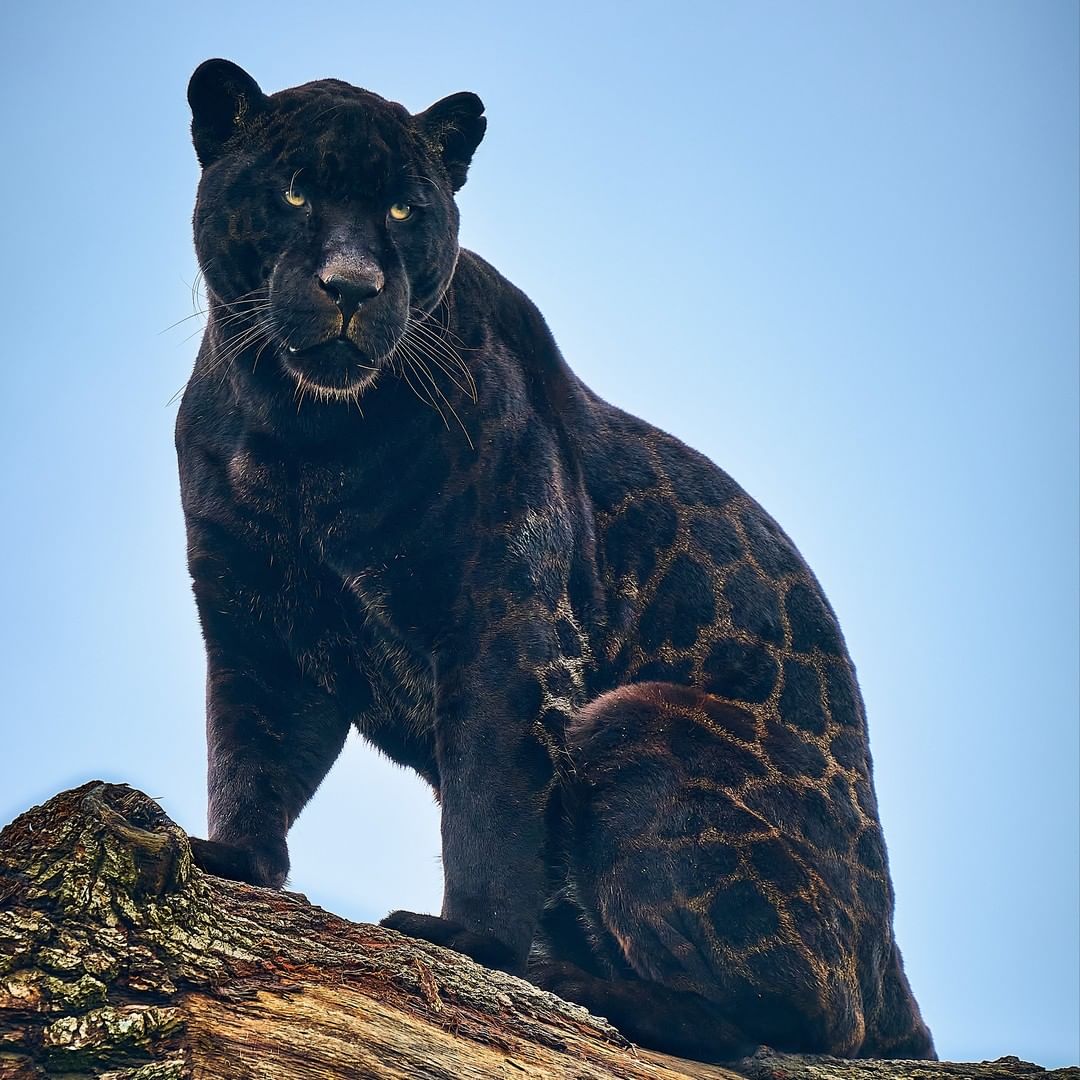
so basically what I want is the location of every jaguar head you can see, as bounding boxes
[188,59,485,398]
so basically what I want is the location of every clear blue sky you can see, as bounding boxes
[2,1,1076,1067]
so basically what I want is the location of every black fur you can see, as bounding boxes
[178,60,934,1062]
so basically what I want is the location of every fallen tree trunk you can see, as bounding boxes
[0,783,1073,1080]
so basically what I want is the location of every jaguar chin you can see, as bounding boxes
[281,337,386,399]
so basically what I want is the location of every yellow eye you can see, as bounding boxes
[283,188,306,208]
[389,203,412,221]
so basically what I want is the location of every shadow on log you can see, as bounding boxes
[0,783,1074,1080]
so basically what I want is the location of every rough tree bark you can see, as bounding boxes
[0,784,1074,1080]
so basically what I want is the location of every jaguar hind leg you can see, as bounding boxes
[529,958,755,1061]
[528,892,755,1057]
[560,681,868,1059]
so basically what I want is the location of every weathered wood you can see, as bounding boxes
[734,1050,1078,1080]
[0,784,1074,1080]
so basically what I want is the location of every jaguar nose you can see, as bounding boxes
[317,267,384,324]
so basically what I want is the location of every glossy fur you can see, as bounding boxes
[177,59,935,1061]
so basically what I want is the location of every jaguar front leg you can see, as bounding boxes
[184,525,352,889]
[191,649,350,888]
[382,625,567,975]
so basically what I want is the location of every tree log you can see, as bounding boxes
[0,784,1074,1080]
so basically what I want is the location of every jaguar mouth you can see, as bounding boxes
[281,337,384,398]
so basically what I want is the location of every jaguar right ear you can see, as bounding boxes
[188,59,267,167]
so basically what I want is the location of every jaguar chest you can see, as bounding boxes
[224,446,439,728]
[223,447,406,626]
[227,445,414,571]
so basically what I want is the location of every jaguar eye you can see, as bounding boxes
[283,187,307,208]
[388,203,412,221]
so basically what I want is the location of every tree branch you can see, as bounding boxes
[0,784,1073,1080]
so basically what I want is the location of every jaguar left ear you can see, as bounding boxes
[417,92,486,192]
[188,59,268,167]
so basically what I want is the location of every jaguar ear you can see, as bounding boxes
[188,59,267,167]
[416,92,486,192]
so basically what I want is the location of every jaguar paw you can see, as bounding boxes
[380,910,521,973]
[189,835,289,889]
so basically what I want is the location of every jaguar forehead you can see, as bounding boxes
[267,92,418,196]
